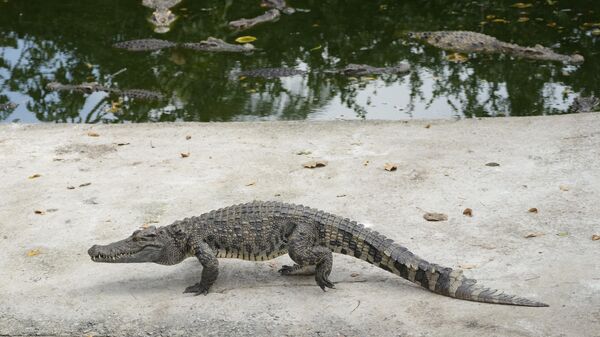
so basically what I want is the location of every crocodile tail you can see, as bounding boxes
[326,218,548,307]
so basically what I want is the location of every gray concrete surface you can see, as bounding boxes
[0,114,599,337]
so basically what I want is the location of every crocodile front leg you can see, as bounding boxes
[287,223,335,290]
[184,242,219,295]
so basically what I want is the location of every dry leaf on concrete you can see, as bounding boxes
[87,131,100,137]
[181,152,190,158]
[423,212,448,221]
[26,249,41,257]
[458,263,477,269]
[384,163,398,171]
[525,232,544,238]
[303,160,327,168]
[463,208,473,217]
[34,210,45,215]
[485,162,500,167]
[592,235,600,241]
[528,207,538,213]
[28,174,41,179]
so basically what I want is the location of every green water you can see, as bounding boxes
[0,0,598,123]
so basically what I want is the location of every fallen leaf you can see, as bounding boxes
[181,152,190,158]
[246,181,256,186]
[28,174,41,179]
[361,76,377,81]
[46,208,58,213]
[116,142,130,146]
[485,15,496,20]
[423,212,448,221]
[528,207,538,213]
[485,162,500,167]
[67,186,75,190]
[107,100,122,114]
[79,182,91,187]
[511,2,533,8]
[336,194,347,198]
[363,160,370,166]
[458,263,477,269]
[446,52,468,63]
[463,208,473,217]
[547,21,557,28]
[87,131,100,137]
[559,185,570,191]
[492,19,510,24]
[384,163,398,171]
[27,249,41,257]
[34,210,45,215]
[309,45,322,52]
[592,235,600,241]
[296,150,312,155]
[425,124,431,129]
[517,17,530,23]
[186,135,192,140]
[303,160,327,168]
[591,29,600,36]
[235,36,257,43]
[141,223,150,229]
[556,232,569,237]
[525,232,544,238]
[350,272,360,277]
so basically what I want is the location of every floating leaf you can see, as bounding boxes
[485,15,496,20]
[27,249,41,257]
[492,18,510,24]
[592,235,600,241]
[528,207,538,213]
[592,29,600,36]
[511,3,533,8]
[463,208,473,217]
[517,17,530,23]
[108,100,122,114]
[384,163,398,171]
[446,52,468,63]
[235,36,257,43]
[309,45,322,52]
[87,131,100,137]
[181,152,190,158]
[423,212,448,222]
[547,21,557,28]
[28,174,41,179]
[361,76,377,81]
[303,160,328,168]
[485,162,500,167]
[525,232,544,238]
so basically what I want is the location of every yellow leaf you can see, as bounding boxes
[517,17,530,23]
[361,76,377,81]
[309,44,322,52]
[547,21,557,28]
[28,174,41,179]
[235,36,257,44]
[27,249,41,257]
[491,18,510,24]
[384,163,398,171]
[511,3,533,8]
[485,15,496,20]
[446,52,468,63]
[87,131,100,137]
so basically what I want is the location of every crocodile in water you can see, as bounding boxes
[408,31,584,64]
[261,0,295,15]
[88,201,548,307]
[47,82,164,101]
[114,37,255,53]
[229,9,281,31]
[0,102,18,111]
[142,0,182,33]
[232,63,410,79]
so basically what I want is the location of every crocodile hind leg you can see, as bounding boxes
[286,222,335,290]
[183,241,219,295]
[278,264,316,275]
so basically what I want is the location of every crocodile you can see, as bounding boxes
[569,96,599,113]
[0,102,17,111]
[408,31,584,64]
[88,201,548,307]
[232,63,410,79]
[47,82,164,101]
[261,0,295,15]
[142,0,182,33]
[114,37,255,53]
[229,9,281,31]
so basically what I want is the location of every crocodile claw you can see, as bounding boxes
[183,283,210,296]
[316,278,335,291]
[278,265,295,275]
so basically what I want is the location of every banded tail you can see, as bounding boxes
[325,218,548,307]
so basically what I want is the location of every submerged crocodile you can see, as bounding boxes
[233,63,411,79]
[261,0,295,15]
[229,9,281,31]
[0,102,17,111]
[113,37,255,53]
[142,0,182,33]
[88,201,548,307]
[569,96,599,113]
[408,31,584,64]
[47,82,164,101]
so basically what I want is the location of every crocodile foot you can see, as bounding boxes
[279,264,316,275]
[316,275,335,291]
[183,283,210,296]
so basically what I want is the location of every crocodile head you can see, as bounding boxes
[149,9,177,33]
[88,226,187,265]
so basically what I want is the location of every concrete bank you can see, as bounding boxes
[0,114,599,337]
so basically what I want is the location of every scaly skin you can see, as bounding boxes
[236,68,307,78]
[89,201,548,307]
[229,9,281,31]
[569,96,599,113]
[0,102,18,111]
[47,82,164,101]
[261,0,295,15]
[409,31,584,64]
[331,63,411,76]
[113,37,255,53]
[142,0,182,33]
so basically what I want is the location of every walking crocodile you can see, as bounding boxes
[88,201,548,307]
[232,63,411,79]
[113,37,255,53]
[408,31,584,64]
[142,0,182,33]
[47,82,164,101]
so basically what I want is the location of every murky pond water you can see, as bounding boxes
[0,0,598,123]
